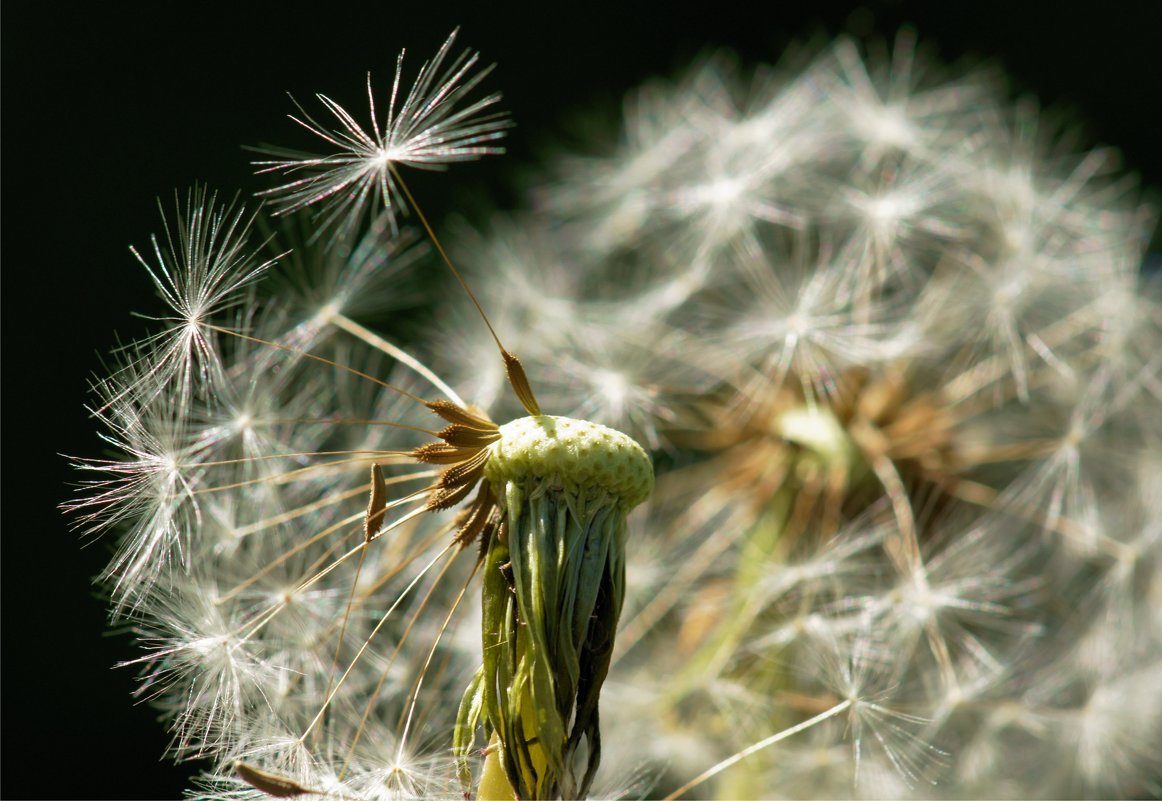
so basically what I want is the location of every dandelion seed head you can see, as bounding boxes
[68,23,1162,801]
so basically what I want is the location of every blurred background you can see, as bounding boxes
[3,1,1160,797]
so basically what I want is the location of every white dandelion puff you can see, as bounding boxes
[69,26,1162,801]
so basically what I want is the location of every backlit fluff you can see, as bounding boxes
[70,29,1161,801]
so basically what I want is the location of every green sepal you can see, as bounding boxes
[471,477,636,799]
[454,665,486,792]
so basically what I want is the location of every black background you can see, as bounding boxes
[4,1,1161,798]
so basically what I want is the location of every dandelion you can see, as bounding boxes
[70,30,654,801]
[71,26,1162,801]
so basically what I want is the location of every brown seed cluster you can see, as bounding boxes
[410,400,503,551]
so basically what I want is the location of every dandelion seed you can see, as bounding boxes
[255,28,510,236]
[67,365,200,609]
[126,188,274,406]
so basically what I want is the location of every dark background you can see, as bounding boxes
[4,2,1160,798]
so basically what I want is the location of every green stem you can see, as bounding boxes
[670,491,792,699]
